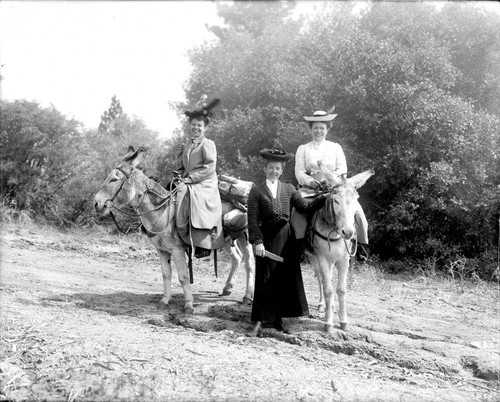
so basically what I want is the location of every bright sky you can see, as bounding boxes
[0,1,223,137]
[1,1,498,138]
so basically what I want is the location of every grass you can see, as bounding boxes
[0,205,34,227]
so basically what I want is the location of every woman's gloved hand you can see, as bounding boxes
[310,194,327,210]
[306,177,320,189]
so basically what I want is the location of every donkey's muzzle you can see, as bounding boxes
[94,195,112,215]
[341,225,355,240]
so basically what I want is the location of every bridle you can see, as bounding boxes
[104,166,130,209]
[104,166,177,235]
[310,187,357,257]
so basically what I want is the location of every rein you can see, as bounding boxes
[311,222,357,257]
[106,166,178,236]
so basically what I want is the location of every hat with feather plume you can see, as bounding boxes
[184,95,221,125]
[303,105,337,122]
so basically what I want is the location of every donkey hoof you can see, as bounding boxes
[317,304,325,314]
[324,324,334,334]
[340,322,349,331]
[242,296,253,305]
[184,307,194,315]
[157,301,169,311]
[221,289,232,296]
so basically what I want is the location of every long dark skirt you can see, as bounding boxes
[251,222,309,323]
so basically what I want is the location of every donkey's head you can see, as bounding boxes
[94,146,148,215]
[319,164,374,240]
[321,178,357,239]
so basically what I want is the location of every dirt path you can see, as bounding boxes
[1,223,499,401]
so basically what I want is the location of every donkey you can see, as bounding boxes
[306,165,374,333]
[94,146,254,314]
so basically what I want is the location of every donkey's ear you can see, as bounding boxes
[123,146,147,166]
[318,162,343,187]
[131,147,147,167]
[348,169,374,189]
[122,146,136,161]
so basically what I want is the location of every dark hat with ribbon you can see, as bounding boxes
[303,105,337,122]
[259,148,294,162]
[184,97,221,125]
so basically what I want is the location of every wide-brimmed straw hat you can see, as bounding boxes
[184,97,220,124]
[303,106,337,122]
[259,148,294,162]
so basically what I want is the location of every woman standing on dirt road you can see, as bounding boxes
[246,148,326,337]
[174,98,225,258]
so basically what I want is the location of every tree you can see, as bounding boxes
[435,3,500,115]
[0,100,85,223]
[210,1,297,39]
[0,99,166,228]
[98,95,124,135]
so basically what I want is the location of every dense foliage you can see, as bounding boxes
[1,98,164,227]
[1,2,499,279]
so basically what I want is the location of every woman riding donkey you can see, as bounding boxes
[174,98,225,258]
[246,148,327,337]
[293,107,369,261]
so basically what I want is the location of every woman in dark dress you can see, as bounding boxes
[246,148,326,337]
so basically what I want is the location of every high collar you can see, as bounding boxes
[265,179,279,199]
[311,139,325,147]
[191,135,205,145]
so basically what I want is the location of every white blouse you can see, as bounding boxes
[295,140,347,186]
[265,179,278,199]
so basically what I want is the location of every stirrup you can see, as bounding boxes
[194,247,211,258]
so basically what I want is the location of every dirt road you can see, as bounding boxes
[1,223,499,401]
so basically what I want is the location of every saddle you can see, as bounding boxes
[174,175,252,257]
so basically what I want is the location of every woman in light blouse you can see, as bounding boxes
[293,109,369,261]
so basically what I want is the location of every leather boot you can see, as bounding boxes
[246,321,263,337]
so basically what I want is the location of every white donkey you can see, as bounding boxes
[307,164,374,333]
[94,146,254,313]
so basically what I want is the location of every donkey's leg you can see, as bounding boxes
[310,256,325,313]
[337,257,350,331]
[317,270,325,313]
[221,244,241,296]
[171,247,194,314]
[156,249,173,311]
[318,256,335,334]
[237,236,254,305]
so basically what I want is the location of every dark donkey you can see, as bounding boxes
[94,147,254,314]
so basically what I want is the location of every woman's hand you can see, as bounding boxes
[254,243,265,258]
[310,194,328,210]
[307,177,320,188]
